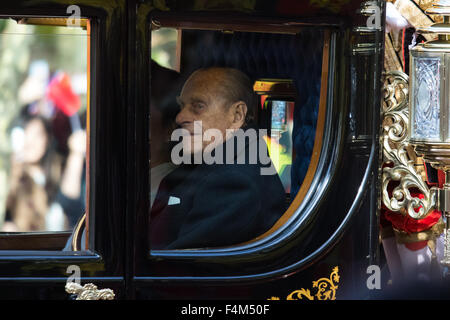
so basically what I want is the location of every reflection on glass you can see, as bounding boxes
[0,18,88,232]
[412,57,440,141]
[268,100,293,193]
[151,27,178,71]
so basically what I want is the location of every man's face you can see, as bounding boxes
[176,69,237,154]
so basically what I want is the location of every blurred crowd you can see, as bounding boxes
[1,59,86,232]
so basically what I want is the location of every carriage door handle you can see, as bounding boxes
[65,282,115,300]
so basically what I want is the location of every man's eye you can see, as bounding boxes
[193,103,205,110]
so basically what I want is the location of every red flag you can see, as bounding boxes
[46,72,81,117]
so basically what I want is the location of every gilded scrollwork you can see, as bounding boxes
[268,266,339,300]
[381,71,436,220]
[65,282,115,300]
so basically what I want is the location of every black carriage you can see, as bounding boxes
[0,0,384,300]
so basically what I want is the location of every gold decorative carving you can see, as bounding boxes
[381,71,436,220]
[268,267,339,300]
[65,282,115,300]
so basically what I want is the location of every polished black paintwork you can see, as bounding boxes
[0,0,384,299]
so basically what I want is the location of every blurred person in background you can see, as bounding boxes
[1,58,87,232]
[48,126,86,230]
[45,70,87,230]
[2,114,62,231]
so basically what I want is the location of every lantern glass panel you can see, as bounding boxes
[412,56,441,141]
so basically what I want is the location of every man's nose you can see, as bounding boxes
[175,107,191,126]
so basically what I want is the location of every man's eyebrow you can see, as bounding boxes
[189,96,208,104]
[177,96,208,106]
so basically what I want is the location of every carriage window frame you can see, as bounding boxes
[0,14,96,257]
[148,15,333,258]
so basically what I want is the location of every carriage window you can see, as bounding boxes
[149,23,325,250]
[0,18,88,246]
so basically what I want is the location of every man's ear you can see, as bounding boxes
[231,101,248,129]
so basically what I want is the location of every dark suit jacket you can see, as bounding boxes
[150,134,286,249]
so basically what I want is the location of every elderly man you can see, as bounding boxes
[150,67,286,249]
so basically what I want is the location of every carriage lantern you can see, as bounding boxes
[409,0,450,268]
